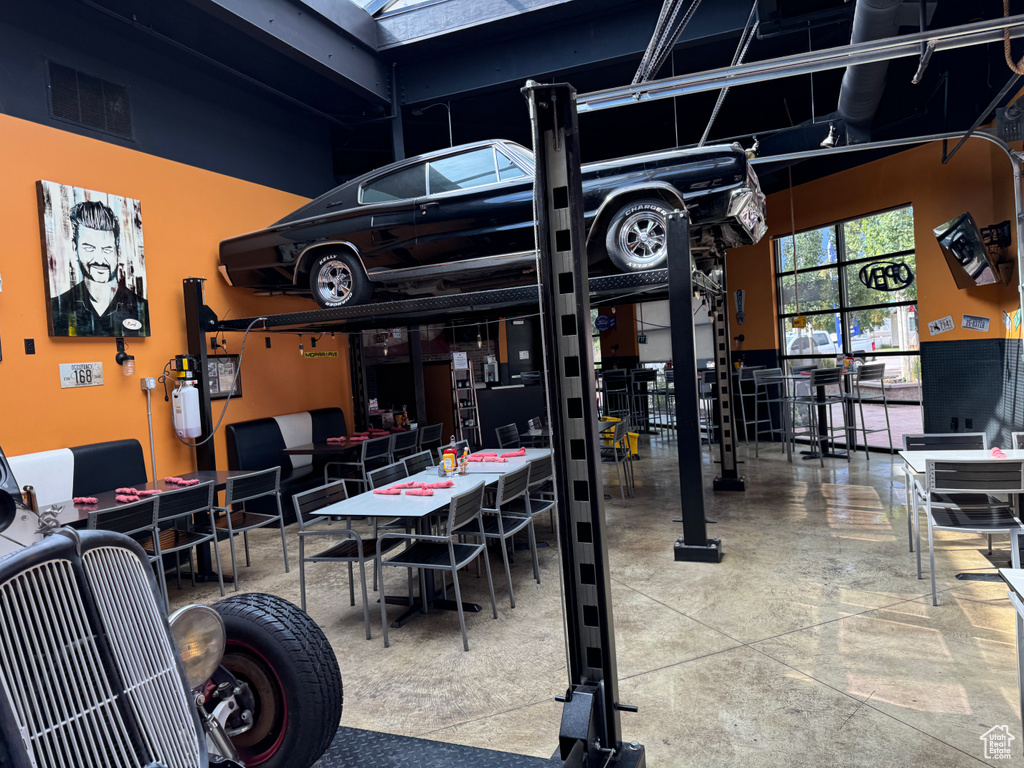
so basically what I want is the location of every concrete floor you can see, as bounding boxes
[175,437,1023,767]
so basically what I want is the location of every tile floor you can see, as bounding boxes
[177,436,1023,767]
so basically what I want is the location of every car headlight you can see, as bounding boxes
[728,188,768,242]
[169,604,226,690]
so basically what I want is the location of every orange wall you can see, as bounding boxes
[727,138,1020,350]
[0,113,355,474]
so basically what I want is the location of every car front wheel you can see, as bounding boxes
[308,251,372,308]
[605,199,673,271]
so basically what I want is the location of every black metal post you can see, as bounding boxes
[524,80,644,768]
[183,278,216,472]
[667,213,723,563]
[350,334,368,432]
[710,259,745,492]
[409,327,427,424]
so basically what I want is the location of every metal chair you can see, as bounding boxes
[524,455,556,530]
[904,432,989,555]
[786,367,847,467]
[376,483,497,651]
[732,365,764,443]
[600,418,634,499]
[367,461,409,490]
[292,481,384,639]
[751,368,787,457]
[920,458,1024,605]
[630,368,659,434]
[325,434,392,493]
[87,496,165,604]
[436,439,469,463]
[390,428,419,462]
[1012,432,1024,449]
[140,481,224,604]
[417,423,444,463]
[698,369,716,445]
[402,450,434,475]
[496,424,520,449]
[479,464,540,608]
[209,467,290,591]
[601,369,631,421]
[845,362,893,458]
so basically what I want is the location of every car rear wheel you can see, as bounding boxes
[309,251,371,308]
[605,199,673,271]
[213,593,343,768]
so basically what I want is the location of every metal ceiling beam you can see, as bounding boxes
[395,0,751,104]
[296,0,378,49]
[577,14,1024,113]
[185,0,390,104]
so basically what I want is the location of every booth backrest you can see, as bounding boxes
[226,407,347,474]
[9,439,148,505]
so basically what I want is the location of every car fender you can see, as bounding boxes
[293,240,368,285]
[585,182,685,249]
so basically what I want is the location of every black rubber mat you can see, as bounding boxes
[314,726,560,768]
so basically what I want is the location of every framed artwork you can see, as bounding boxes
[37,180,150,337]
[207,355,242,400]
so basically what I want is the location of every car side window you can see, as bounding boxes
[496,149,526,181]
[427,148,499,194]
[361,165,427,203]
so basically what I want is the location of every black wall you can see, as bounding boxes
[921,338,1024,448]
[0,1,335,197]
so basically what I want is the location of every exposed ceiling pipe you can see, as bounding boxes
[837,0,905,144]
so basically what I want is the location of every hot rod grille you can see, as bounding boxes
[0,538,201,768]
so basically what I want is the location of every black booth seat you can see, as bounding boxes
[225,408,347,524]
[70,439,148,497]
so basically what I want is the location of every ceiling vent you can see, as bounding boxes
[47,61,133,140]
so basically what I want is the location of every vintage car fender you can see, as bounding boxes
[584,181,686,249]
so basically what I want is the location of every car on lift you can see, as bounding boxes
[219,139,767,308]
[0,462,342,768]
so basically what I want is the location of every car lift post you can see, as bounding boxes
[707,256,745,492]
[666,214,723,563]
[524,80,645,768]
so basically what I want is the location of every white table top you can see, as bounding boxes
[898,449,1024,475]
[1000,568,1024,601]
[319,474,487,520]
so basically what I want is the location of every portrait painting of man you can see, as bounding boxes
[38,181,150,337]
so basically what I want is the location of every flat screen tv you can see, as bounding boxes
[933,212,1002,288]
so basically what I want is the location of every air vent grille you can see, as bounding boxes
[48,61,133,140]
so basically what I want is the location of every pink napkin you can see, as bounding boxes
[424,480,454,489]
[350,437,368,442]
[405,488,434,496]
[472,451,497,457]
[73,496,98,505]
[467,455,484,462]
[369,429,389,435]
[501,448,527,458]
[116,487,140,494]
[373,488,401,495]
[993,447,1008,459]
[351,432,369,438]
[115,494,141,503]
[390,481,423,489]
[326,436,347,443]
[390,427,407,433]
[164,477,200,486]
[137,489,161,496]
[485,457,508,463]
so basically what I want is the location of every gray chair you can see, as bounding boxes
[209,467,289,592]
[326,434,392,493]
[523,455,556,530]
[376,483,498,651]
[846,362,893,458]
[390,428,419,462]
[436,440,469,463]
[601,370,631,421]
[733,365,765,444]
[367,461,409,490]
[600,418,634,499]
[140,481,224,604]
[1012,432,1024,449]
[402,450,434,476]
[417,423,444,462]
[480,464,540,608]
[904,432,989,556]
[921,459,1024,605]
[87,496,166,605]
[751,367,787,457]
[698,369,716,445]
[292,481,387,640]
[786,367,847,467]
[496,424,520,449]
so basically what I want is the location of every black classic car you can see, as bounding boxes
[219,139,767,308]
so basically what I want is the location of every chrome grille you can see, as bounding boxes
[0,559,140,768]
[84,546,201,768]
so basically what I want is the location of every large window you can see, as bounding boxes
[775,206,921,444]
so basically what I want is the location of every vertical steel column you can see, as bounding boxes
[710,259,746,492]
[183,278,216,472]
[667,213,723,563]
[409,327,427,424]
[350,335,368,432]
[523,80,644,768]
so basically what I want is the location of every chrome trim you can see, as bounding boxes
[292,240,367,283]
[584,183,685,247]
[366,251,539,282]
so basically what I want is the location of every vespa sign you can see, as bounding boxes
[859,261,914,292]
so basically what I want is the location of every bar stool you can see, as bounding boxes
[786,367,848,467]
[630,368,658,434]
[751,367,787,457]
[733,365,764,444]
[698,369,717,444]
[602,370,631,421]
[845,362,893,458]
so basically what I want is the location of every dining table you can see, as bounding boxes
[999,567,1024,755]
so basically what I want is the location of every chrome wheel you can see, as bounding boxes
[617,210,667,266]
[315,259,353,304]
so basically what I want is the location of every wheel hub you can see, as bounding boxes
[619,211,667,265]
[316,259,353,302]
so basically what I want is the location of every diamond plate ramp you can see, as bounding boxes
[314,726,560,768]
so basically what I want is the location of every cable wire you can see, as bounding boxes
[699,2,759,146]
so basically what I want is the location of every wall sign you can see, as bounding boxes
[859,261,914,292]
[594,315,616,332]
[452,352,468,369]
[638,334,648,344]
[206,355,242,400]
[59,362,103,388]
[304,351,338,359]
[927,315,955,336]
[961,314,990,332]
[734,289,745,325]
